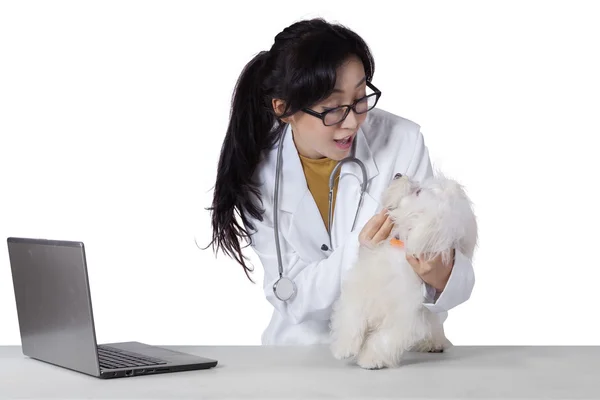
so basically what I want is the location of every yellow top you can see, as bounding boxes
[298,154,340,232]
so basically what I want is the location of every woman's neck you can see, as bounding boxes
[292,130,324,160]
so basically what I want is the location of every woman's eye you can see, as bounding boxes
[322,97,367,111]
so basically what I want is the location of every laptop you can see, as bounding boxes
[6,237,218,379]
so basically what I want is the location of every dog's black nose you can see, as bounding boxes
[394,173,403,179]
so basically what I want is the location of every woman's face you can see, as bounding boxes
[275,55,369,161]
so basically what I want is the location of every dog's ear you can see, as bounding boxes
[403,209,462,267]
[453,194,478,261]
[459,211,478,260]
[404,211,453,256]
[443,179,478,260]
[405,178,478,262]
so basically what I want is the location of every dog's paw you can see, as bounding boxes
[330,336,362,361]
[331,344,354,361]
[356,348,388,370]
[427,345,445,353]
[411,337,448,353]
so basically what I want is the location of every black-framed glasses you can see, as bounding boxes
[302,81,382,126]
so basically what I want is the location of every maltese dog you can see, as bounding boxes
[329,172,477,369]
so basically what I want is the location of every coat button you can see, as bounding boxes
[321,244,329,251]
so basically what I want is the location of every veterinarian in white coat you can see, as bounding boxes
[208,18,475,345]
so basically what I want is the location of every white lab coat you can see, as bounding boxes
[247,108,475,345]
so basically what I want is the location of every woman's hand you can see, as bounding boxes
[406,250,455,292]
[359,208,455,292]
[358,208,393,249]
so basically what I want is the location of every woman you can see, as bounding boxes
[208,18,474,345]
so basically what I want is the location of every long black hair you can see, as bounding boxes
[206,18,375,281]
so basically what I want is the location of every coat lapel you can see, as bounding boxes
[331,126,380,249]
[278,124,331,260]
[278,124,381,259]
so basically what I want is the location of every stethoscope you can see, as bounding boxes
[272,126,368,302]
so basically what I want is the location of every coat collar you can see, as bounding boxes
[278,122,379,215]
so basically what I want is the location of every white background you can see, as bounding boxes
[1,0,599,346]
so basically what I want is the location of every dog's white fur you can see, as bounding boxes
[329,172,477,369]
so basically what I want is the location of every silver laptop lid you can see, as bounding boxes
[7,237,100,377]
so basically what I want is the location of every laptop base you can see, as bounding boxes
[97,341,218,379]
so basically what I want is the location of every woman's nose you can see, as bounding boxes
[341,109,359,129]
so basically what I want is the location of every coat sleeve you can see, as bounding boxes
[404,129,476,313]
[247,204,362,326]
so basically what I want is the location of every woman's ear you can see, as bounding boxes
[272,98,292,123]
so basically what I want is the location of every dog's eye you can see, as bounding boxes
[415,189,421,196]
[394,173,402,180]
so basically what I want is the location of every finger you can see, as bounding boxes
[362,209,389,240]
[406,253,421,270]
[363,211,383,233]
[359,224,376,244]
[372,208,388,227]
[376,207,389,222]
[372,217,394,243]
[371,218,389,243]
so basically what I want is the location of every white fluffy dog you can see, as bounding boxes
[329,172,477,369]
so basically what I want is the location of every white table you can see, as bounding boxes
[1,345,598,399]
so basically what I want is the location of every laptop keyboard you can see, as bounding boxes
[98,345,168,370]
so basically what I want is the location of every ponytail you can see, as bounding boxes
[206,51,281,282]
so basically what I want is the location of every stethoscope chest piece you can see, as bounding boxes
[273,277,296,301]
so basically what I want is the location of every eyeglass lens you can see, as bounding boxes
[324,94,378,125]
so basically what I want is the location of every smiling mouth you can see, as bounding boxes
[334,137,350,145]
[334,133,355,144]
